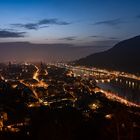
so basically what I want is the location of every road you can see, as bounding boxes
[59,64,140,108]
[94,88,140,108]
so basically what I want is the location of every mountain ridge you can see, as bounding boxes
[75,36,140,74]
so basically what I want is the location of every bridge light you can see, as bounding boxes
[96,80,99,83]
[101,80,104,83]
[107,79,110,82]
[132,82,135,86]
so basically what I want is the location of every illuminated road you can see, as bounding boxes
[33,65,40,82]
[1,63,140,108]
[94,88,140,108]
[19,65,48,101]
[19,79,39,99]
[58,64,140,108]
[33,65,48,88]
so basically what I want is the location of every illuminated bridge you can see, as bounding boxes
[65,65,140,90]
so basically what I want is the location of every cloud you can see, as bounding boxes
[108,37,118,40]
[89,35,118,40]
[38,18,71,25]
[93,18,123,27]
[11,18,71,30]
[39,26,49,29]
[59,36,77,41]
[0,30,26,38]
[12,23,39,30]
[89,35,103,38]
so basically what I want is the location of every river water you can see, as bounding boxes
[97,82,140,104]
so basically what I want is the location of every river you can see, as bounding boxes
[97,82,140,104]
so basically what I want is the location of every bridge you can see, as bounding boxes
[64,65,140,90]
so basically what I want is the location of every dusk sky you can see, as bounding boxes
[0,0,140,46]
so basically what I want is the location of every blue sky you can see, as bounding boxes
[0,0,140,46]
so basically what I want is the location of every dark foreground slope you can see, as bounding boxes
[75,36,140,74]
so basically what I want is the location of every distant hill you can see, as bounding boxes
[75,36,140,74]
[0,42,106,63]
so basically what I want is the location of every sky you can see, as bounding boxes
[0,0,140,47]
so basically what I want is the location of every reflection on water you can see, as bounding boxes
[97,82,140,104]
